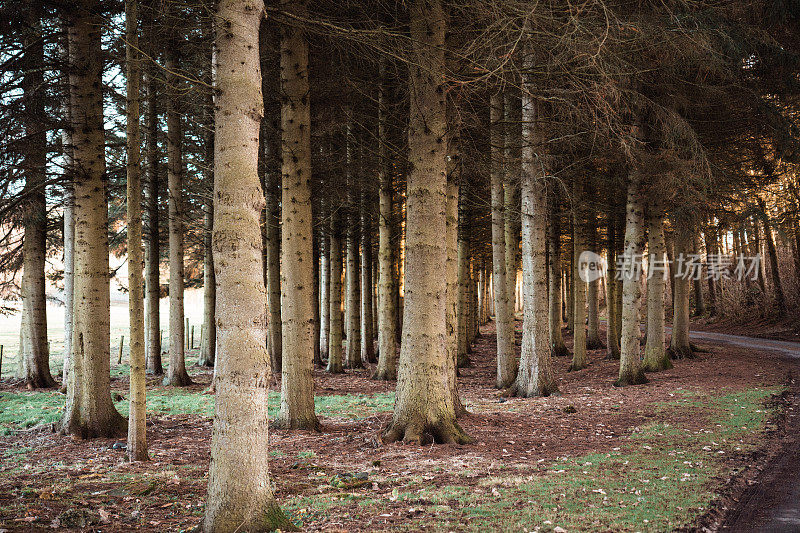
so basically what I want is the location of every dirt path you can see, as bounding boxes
[681,328,800,358]
[686,329,800,531]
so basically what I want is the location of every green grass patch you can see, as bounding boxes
[281,386,784,532]
[0,389,394,433]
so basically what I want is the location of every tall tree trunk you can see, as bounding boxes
[21,0,55,389]
[457,197,471,367]
[445,115,465,415]
[360,188,375,364]
[312,229,322,367]
[570,178,587,371]
[585,211,604,349]
[125,0,148,461]
[203,3,296,528]
[490,93,516,389]
[669,220,695,359]
[327,206,344,373]
[61,37,75,390]
[511,97,556,397]
[164,36,191,387]
[642,202,671,372]
[605,212,621,359]
[275,4,319,430]
[504,92,520,321]
[616,171,648,387]
[264,139,282,372]
[319,200,330,363]
[143,19,162,374]
[374,65,397,380]
[383,0,471,445]
[57,0,127,437]
[344,125,362,370]
[199,30,216,368]
[548,190,568,358]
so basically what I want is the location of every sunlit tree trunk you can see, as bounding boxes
[164,33,191,387]
[511,96,556,397]
[704,225,718,316]
[275,3,319,430]
[344,125,362,370]
[57,0,127,438]
[504,92,520,321]
[203,3,296,529]
[617,171,648,387]
[125,0,148,461]
[20,0,54,389]
[490,93,516,389]
[642,201,671,372]
[383,0,471,444]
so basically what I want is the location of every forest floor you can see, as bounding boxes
[0,322,798,532]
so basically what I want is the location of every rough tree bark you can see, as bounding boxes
[569,178,587,371]
[275,1,319,430]
[445,116,466,416]
[327,206,344,374]
[319,200,330,363]
[125,0,148,461]
[383,0,471,445]
[264,136,282,372]
[202,2,296,529]
[57,0,127,438]
[616,171,648,387]
[373,64,397,380]
[490,93,516,389]
[642,201,671,372]
[20,0,55,389]
[164,32,191,387]
[510,96,557,397]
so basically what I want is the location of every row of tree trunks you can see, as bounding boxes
[490,93,516,389]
